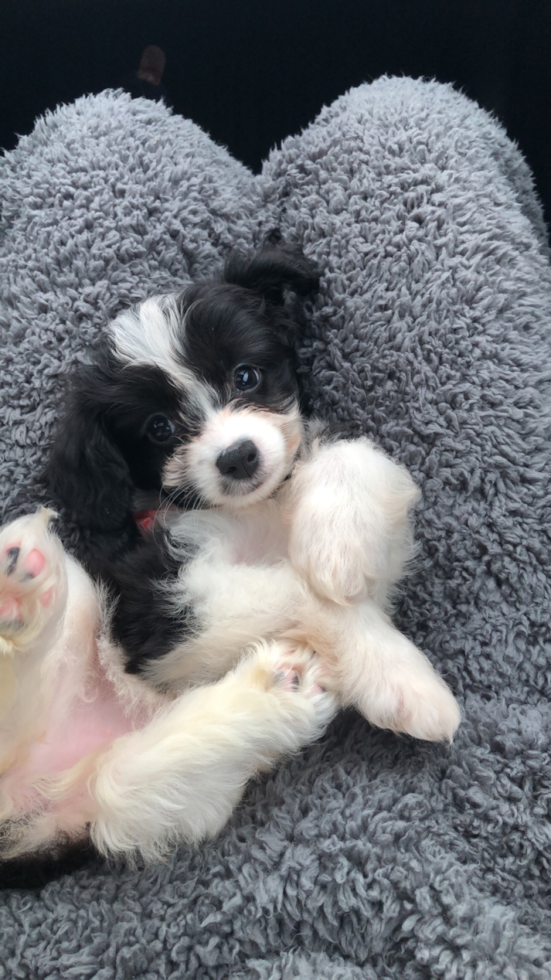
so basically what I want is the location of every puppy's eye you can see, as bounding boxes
[146,415,175,444]
[234,365,261,392]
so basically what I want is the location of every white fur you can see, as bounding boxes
[111,296,186,380]
[91,642,334,862]
[111,296,219,420]
[285,437,420,606]
[163,405,303,508]
[0,432,460,865]
[0,511,336,862]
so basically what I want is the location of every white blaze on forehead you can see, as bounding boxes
[109,295,218,420]
[110,296,184,376]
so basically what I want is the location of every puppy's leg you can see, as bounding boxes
[0,508,67,659]
[99,520,309,689]
[286,435,419,606]
[89,640,337,862]
[300,599,460,742]
[0,509,69,754]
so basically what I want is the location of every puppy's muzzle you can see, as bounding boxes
[216,440,260,481]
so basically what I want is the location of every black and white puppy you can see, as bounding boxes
[0,243,460,877]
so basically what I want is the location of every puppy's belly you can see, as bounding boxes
[3,654,151,818]
[132,501,296,690]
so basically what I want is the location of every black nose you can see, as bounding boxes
[216,439,260,480]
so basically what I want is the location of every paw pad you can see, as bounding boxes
[1,545,46,582]
[273,654,325,699]
[275,667,301,692]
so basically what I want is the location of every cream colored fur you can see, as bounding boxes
[0,434,460,863]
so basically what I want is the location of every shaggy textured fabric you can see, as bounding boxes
[1,78,550,978]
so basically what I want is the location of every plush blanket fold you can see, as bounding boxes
[1,77,550,979]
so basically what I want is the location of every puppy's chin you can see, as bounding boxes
[214,461,291,509]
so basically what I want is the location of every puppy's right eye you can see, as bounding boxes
[146,415,175,444]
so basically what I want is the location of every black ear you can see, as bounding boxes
[47,376,135,533]
[223,241,320,304]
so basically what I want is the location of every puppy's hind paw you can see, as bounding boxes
[240,640,338,736]
[0,509,66,656]
[358,656,461,743]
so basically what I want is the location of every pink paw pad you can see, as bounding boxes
[277,667,301,692]
[1,545,46,580]
[23,549,46,579]
[276,664,325,697]
[39,586,55,608]
[0,545,51,621]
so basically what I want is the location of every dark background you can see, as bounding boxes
[1,0,550,228]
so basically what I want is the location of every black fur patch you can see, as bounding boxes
[47,356,185,533]
[0,836,95,890]
[47,242,319,562]
[100,527,198,676]
[179,282,301,414]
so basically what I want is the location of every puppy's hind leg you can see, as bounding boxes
[0,509,69,734]
[89,640,337,862]
[304,600,460,743]
[0,508,67,660]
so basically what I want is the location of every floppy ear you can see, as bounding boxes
[223,241,320,304]
[47,374,135,532]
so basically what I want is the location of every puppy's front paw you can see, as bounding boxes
[0,509,65,656]
[289,496,385,605]
[288,440,419,605]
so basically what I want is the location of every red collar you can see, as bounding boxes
[133,509,158,533]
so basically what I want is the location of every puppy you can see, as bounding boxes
[0,243,460,882]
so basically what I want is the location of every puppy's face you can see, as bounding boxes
[107,286,303,509]
[49,244,319,528]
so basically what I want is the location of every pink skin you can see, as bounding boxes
[0,546,51,620]
[278,667,324,697]
[1,536,326,838]
[1,537,149,821]
[3,670,147,819]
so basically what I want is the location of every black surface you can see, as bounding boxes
[0,839,96,891]
[1,0,549,226]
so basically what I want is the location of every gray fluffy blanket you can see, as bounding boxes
[1,77,551,979]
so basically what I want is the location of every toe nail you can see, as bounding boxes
[3,547,20,576]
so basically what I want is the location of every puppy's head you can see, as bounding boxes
[48,243,319,530]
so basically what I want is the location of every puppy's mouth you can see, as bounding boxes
[217,471,266,499]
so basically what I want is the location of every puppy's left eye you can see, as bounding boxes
[234,365,262,391]
[146,415,175,444]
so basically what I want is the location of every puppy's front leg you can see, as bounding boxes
[97,521,308,689]
[90,640,336,862]
[286,433,419,606]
